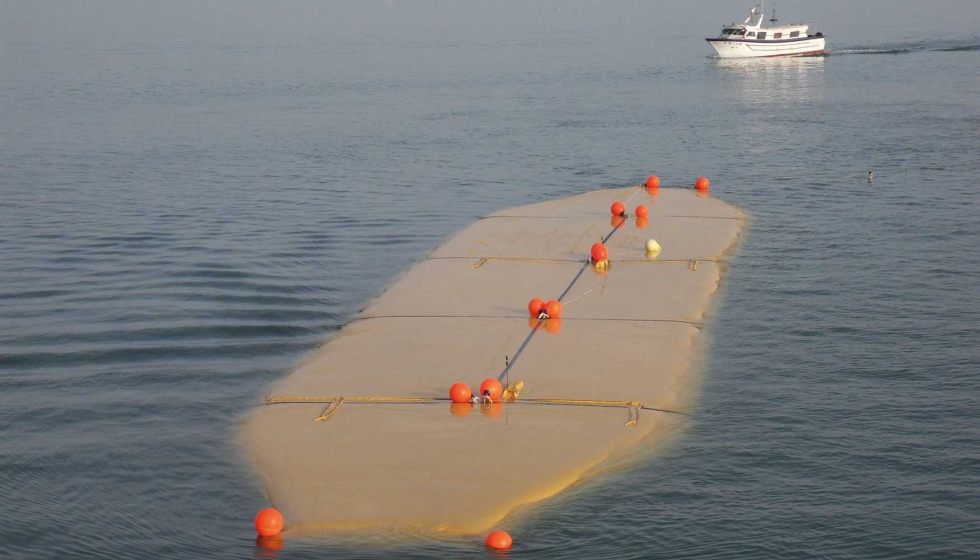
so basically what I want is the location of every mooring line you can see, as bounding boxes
[555,261,592,302]
[496,320,543,383]
[497,186,641,383]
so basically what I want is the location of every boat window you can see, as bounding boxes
[757,32,767,40]
[773,32,782,39]
[790,31,800,38]
[747,32,756,37]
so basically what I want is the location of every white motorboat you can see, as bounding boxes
[706,3,826,58]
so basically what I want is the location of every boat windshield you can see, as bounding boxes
[720,28,746,37]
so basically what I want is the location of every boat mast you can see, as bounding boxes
[760,0,765,28]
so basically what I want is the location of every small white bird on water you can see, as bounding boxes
[868,171,874,183]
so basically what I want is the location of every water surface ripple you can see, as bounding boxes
[1,22,978,559]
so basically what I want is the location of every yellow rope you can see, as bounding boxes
[268,396,441,404]
[468,256,581,267]
[522,398,642,408]
[439,256,725,268]
[266,395,653,427]
[264,396,446,422]
[616,258,722,264]
[268,395,641,407]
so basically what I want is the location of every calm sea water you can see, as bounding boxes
[2,4,979,558]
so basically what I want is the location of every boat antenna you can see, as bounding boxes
[769,2,778,25]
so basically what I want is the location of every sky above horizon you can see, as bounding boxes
[3,0,979,46]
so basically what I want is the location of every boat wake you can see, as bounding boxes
[828,37,980,56]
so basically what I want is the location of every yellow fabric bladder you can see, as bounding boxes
[241,187,745,535]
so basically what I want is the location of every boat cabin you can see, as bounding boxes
[716,5,820,41]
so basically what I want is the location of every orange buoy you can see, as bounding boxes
[695,176,710,191]
[590,242,608,263]
[645,175,660,189]
[635,204,649,218]
[254,508,284,537]
[544,318,562,334]
[635,216,649,229]
[479,378,503,402]
[610,201,626,216]
[450,402,473,417]
[545,300,562,319]
[527,297,545,317]
[449,382,472,403]
[485,530,513,550]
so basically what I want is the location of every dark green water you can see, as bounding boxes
[1,3,978,557]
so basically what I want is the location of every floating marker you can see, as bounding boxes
[527,297,545,317]
[590,242,608,263]
[645,239,662,256]
[645,175,660,189]
[449,382,472,403]
[480,378,503,402]
[254,508,284,537]
[545,300,563,319]
[635,205,649,218]
[695,177,710,191]
[485,530,513,550]
[610,201,626,216]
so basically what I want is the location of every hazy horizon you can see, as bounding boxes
[3,0,979,47]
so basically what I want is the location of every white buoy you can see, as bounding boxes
[645,239,661,257]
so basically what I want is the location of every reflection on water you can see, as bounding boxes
[714,56,827,106]
[711,56,827,156]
